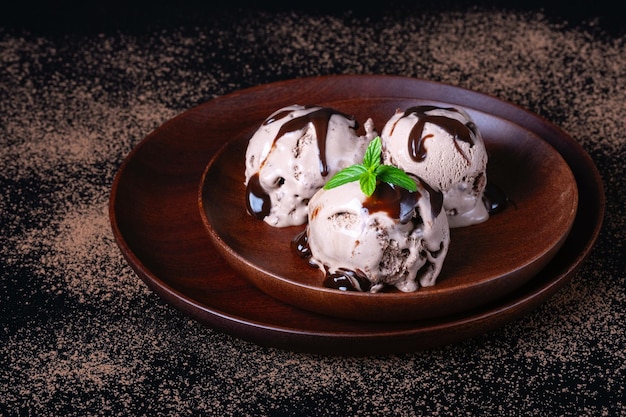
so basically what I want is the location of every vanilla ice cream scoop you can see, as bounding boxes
[301,179,450,293]
[381,105,489,228]
[245,105,377,227]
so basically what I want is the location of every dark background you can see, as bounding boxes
[2,0,623,35]
[2,1,624,415]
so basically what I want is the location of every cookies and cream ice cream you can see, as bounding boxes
[381,105,489,228]
[299,178,449,293]
[244,104,377,227]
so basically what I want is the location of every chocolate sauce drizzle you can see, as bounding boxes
[245,173,271,220]
[417,177,444,219]
[391,106,478,163]
[483,182,508,214]
[246,106,357,219]
[362,182,420,224]
[291,229,311,260]
[324,269,372,292]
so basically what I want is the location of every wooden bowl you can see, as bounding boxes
[198,101,578,322]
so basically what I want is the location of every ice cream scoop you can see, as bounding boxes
[300,179,449,293]
[381,105,489,228]
[244,104,377,227]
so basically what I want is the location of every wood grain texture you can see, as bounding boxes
[110,75,603,354]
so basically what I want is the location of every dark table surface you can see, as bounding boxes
[1,1,624,415]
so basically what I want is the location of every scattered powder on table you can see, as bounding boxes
[1,7,625,416]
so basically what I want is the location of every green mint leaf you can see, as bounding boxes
[362,136,382,170]
[322,135,416,196]
[324,164,367,190]
[359,172,377,196]
[375,165,418,192]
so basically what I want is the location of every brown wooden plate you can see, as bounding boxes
[198,109,577,321]
[110,75,604,354]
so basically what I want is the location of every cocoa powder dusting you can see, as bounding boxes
[1,6,624,416]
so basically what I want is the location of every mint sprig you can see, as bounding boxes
[323,136,417,196]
